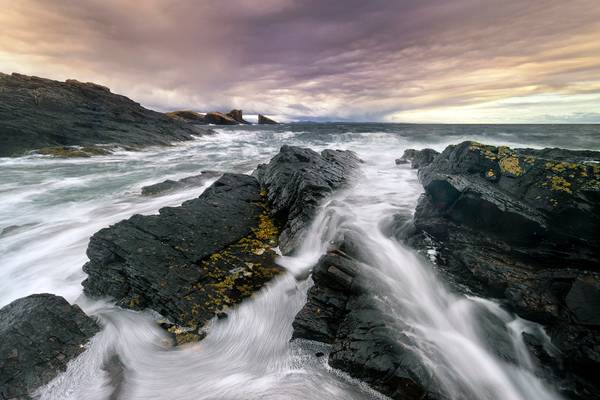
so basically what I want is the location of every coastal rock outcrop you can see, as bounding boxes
[254,145,361,254]
[258,114,278,124]
[203,111,239,125]
[0,294,99,399]
[404,141,600,398]
[395,148,439,169]
[83,173,282,344]
[141,171,221,196]
[82,146,361,344]
[0,73,211,157]
[292,245,432,400]
[165,110,206,123]
[226,109,250,124]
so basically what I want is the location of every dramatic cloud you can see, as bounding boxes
[1,0,599,122]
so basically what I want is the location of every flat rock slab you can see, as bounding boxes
[0,294,99,399]
[83,173,281,343]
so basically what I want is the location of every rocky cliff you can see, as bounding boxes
[0,73,212,157]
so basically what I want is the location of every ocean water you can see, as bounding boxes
[1,123,599,400]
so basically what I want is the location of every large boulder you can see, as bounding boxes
[0,73,212,157]
[403,141,600,398]
[254,145,361,254]
[257,114,278,124]
[0,294,99,399]
[83,173,282,344]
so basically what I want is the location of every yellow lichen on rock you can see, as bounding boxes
[499,156,523,176]
[550,176,572,194]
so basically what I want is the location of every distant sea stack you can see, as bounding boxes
[226,109,250,124]
[258,114,278,124]
[0,72,212,157]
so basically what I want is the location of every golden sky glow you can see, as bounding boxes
[1,0,599,122]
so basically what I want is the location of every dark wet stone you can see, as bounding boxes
[292,249,432,400]
[0,294,99,399]
[565,275,600,326]
[217,312,228,320]
[396,148,439,169]
[83,173,282,343]
[0,73,212,157]
[254,145,361,254]
[141,171,221,196]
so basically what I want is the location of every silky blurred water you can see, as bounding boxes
[1,123,599,399]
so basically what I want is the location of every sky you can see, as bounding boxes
[1,0,599,123]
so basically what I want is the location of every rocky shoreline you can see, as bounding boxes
[291,141,600,399]
[1,141,598,399]
[400,142,600,399]
[0,73,279,157]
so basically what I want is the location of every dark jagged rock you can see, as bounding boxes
[292,247,431,400]
[226,109,250,124]
[395,148,439,169]
[257,114,278,124]
[254,145,361,254]
[0,294,99,399]
[403,141,600,399]
[203,111,239,125]
[0,73,212,157]
[141,171,222,196]
[83,173,282,344]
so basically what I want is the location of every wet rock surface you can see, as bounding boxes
[0,294,99,399]
[254,145,361,254]
[396,148,439,169]
[141,171,221,196]
[83,173,282,344]
[403,141,600,399]
[0,73,212,157]
[292,247,432,400]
